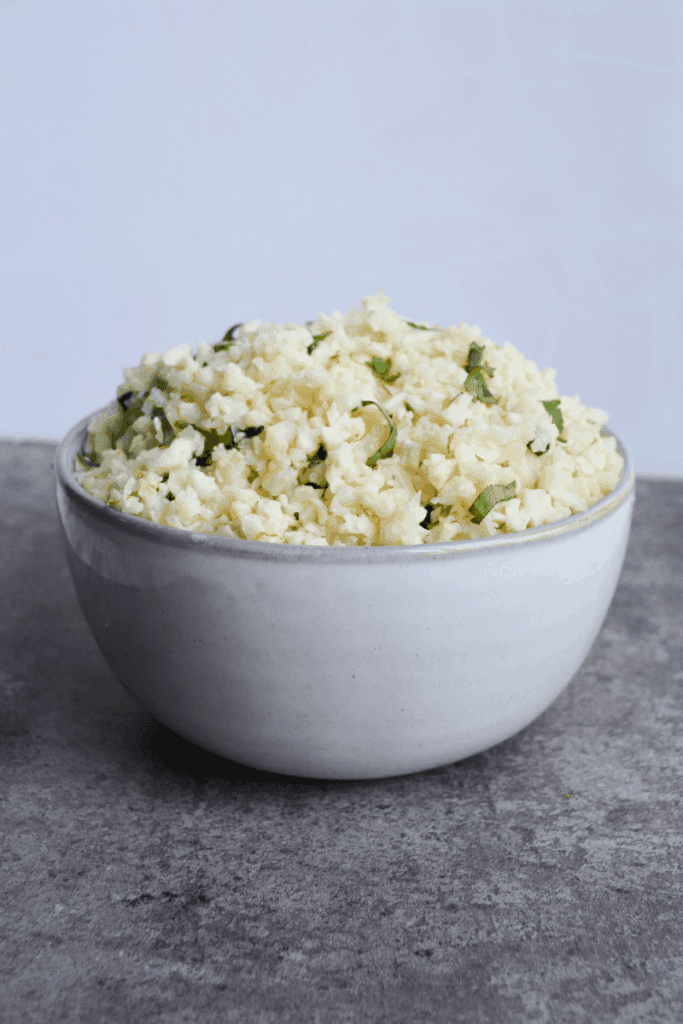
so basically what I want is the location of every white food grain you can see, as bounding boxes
[78,292,624,546]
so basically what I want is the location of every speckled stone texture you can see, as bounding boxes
[1,439,682,1024]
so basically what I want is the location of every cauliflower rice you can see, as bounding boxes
[77,292,624,547]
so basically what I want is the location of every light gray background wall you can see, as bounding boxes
[1,0,681,474]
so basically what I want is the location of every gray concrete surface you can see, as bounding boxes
[1,439,682,1024]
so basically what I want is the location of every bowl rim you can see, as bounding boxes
[56,408,635,563]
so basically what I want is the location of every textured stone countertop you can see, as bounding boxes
[1,439,682,1024]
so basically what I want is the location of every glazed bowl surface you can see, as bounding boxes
[55,411,635,779]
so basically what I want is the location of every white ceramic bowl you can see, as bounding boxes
[55,411,635,779]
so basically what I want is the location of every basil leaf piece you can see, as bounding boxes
[196,426,235,448]
[466,341,484,374]
[297,443,328,487]
[213,323,243,353]
[463,342,496,403]
[406,320,435,331]
[420,502,453,530]
[542,399,564,434]
[151,407,176,448]
[361,401,397,467]
[93,364,192,461]
[173,420,264,466]
[107,365,173,453]
[86,406,128,463]
[117,390,135,411]
[366,356,400,384]
[468,481,516,524]
[464,372,498,405]
[247,467,258,484]
[76,450,99,470]
[307,331,331,355]
[308,443,327,467]
[420,502,435,529]
[191,424,236,467]
[465,341,494,376]
[466,342,493,375]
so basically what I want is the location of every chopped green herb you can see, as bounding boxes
[527,439,550,458]
[117,390,134,411]
[307,331,331,355]
[189,424,238,467]
[405,401,414,413]
[87,364,174,461]
[85,370,182,463]
[464,372,498,405]
[463,342,497,404]
[76,450,99,470]
[406,320,432,331]
[528,402,565,452]
[467,341,482,372]
[247,467,258,484]
[366,356,400,384]
[167,492,175,502]
[542,399,564,434]
[297,443,328,487]
[361,401,397,468]
[293,512,300,521]
[85,406,130,464]
[420,502,435,529]
[213,323,243,353]
[420,502,453,530]
[468,481,516,524]
[151,407,176,448]
[466,342,493,376]
[173,422,264,466]
[309,443,328,466]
